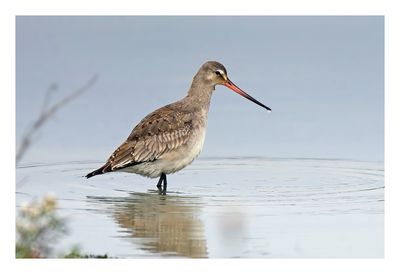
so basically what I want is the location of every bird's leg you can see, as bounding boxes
[162,174,167,195]
[157,173,167,195]
[157,173,164,189]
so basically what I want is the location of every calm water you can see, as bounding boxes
[16,157,384,258]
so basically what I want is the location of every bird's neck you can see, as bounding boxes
[185,77,214,112]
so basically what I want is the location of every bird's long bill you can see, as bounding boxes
[224,79,271,111]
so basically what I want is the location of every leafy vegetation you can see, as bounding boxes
[16,195,111,258]
[63,247,110,258]
[16,195,67,258]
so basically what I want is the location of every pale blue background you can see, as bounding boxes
[16,16,384,163]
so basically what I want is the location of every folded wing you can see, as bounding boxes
[102,105,193,172]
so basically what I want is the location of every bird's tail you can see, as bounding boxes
[85,164,111,179]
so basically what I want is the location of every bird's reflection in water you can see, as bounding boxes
[88,191,207,258]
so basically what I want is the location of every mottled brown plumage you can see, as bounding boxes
[105,105,195,171]
[86,61,271,194]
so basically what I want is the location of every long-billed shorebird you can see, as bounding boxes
[86,61,271,194]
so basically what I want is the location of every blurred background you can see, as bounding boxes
[16,16,384,164]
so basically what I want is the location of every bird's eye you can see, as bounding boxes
[215,70,222,76]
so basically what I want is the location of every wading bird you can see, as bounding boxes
[86,61,271,194]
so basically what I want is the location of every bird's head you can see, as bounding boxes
[196,61,271,111]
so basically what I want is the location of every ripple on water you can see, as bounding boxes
[16,158,384,258]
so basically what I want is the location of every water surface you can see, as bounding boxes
[16,157,384,258]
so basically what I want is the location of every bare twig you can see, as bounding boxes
[40,83,58,116]
[16,75,98,164]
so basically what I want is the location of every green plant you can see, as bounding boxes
[63,246,110,258]
[16,195,67,258]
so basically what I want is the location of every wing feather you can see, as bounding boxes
[102,105,193,172]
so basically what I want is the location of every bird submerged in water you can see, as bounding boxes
[86,61,271,194]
